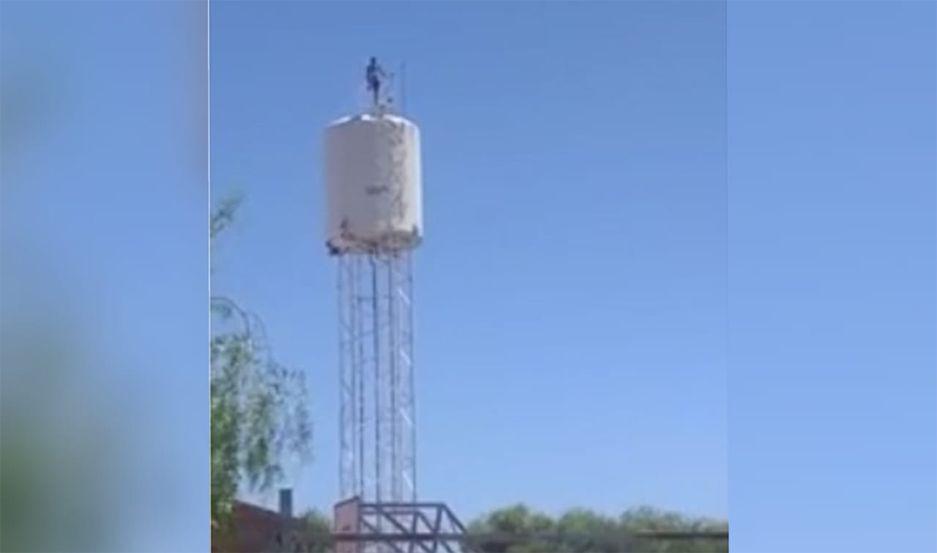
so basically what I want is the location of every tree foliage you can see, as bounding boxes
[289,503,726,552]
[210,197,312,531]
[467,504,727,553]
[294,509,333,553]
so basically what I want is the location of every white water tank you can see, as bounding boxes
[324,112,423,254]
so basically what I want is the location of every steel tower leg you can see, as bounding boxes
[338,251,416,504]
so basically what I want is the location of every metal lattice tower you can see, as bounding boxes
[338,250,416,503]
[327,60,473,553]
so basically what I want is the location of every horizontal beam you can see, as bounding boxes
[332,531,729,542]
[634,531,728,540]
[360,502,450,509]
[333,533,468,542]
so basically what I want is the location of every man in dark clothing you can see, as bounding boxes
[366,56,386,107]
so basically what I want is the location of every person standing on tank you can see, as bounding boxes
[366,57,386,107]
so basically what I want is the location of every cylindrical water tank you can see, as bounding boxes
[324,113,422,254]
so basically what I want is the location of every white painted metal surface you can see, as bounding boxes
[325,113,422,253]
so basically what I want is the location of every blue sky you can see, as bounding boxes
[211,1,728,519]
[728,3,936,551]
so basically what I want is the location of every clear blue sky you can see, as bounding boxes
[211,1,729,519]
[728,3,936,552]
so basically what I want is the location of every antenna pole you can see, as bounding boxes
[400,62,407,115]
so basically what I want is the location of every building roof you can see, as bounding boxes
[212,500,300,553]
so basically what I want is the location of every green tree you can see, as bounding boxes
[619,506,727,553]
[467,504,558,553]
[468,505,727,553]
[294,509,333,553]
[555,509,622,553]
[210,195,312,532]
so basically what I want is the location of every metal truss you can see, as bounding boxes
[334,500,475,553]
[338,251,416,504]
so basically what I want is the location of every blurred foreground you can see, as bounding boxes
[1,2,208,550]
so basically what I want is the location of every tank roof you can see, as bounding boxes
[327,112,414,128]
